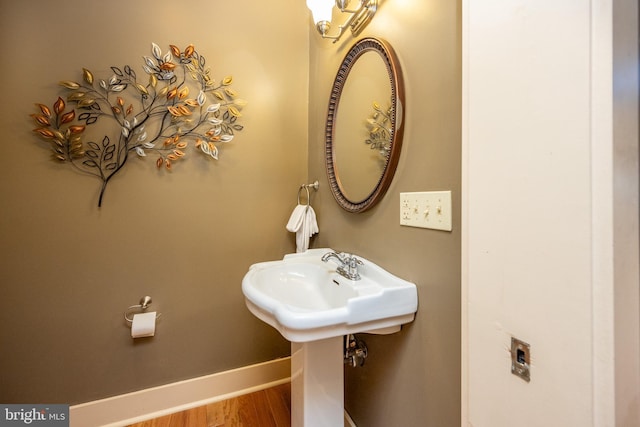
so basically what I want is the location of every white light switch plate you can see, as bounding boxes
[400,191,452,231]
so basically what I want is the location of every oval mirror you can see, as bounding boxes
[325,37,405,212]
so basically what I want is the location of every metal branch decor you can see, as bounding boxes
[365,101,392,158]
[31,43,246,207]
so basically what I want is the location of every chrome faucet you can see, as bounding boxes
[321,251,363,280]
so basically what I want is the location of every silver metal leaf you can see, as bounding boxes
[197,91,206,106]
[152,43,162,60]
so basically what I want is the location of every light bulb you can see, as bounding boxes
[306,0,333,24]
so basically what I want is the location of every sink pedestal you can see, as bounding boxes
[291,337,344,427]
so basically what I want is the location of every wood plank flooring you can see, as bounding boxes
[127,382,291,427]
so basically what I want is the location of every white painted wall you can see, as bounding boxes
[462,1,639,426]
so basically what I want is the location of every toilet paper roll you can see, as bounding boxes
[131,311,156,338]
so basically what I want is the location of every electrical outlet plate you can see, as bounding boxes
[400,191,452,231]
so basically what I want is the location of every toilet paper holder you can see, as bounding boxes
[124,296,162,324]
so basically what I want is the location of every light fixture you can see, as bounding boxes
[306,0,378,43]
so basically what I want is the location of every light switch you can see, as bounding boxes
[400,191,452,231]
[511,337,531,382]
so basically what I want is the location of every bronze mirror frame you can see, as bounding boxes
[325,37,405,213]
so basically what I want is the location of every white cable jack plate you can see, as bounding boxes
[400,191,452,231]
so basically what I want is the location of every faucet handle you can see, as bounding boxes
[344,255,362,280]
[347,256,362,269]
[337,252,350,261]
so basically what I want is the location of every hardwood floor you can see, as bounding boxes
[127,382,291,427]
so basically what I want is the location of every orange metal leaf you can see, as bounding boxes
[60,110,75,124]
[177,105,192,116]
[34,128,55,138]
[126,105,133,116]
[69,125,85,134]
[31,114,50,126]
[160,62,176,71]
[117,97,124,107]
[156,157,163,168]
[53,97,65,115]
[170,45,181,58]
[178,87,189,99]
[165,159,172,170]
[184,44,195,57]
[36,104,51,117]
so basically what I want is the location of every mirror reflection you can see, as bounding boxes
[325,38,404,212]
[334,51,391,202]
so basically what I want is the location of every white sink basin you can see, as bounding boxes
[242,248,418,342]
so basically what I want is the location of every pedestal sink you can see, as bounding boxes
[242,248,418,427]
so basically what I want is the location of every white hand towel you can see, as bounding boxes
[286,204,319,253]
[306,205,319,236]
[286,204,307,233]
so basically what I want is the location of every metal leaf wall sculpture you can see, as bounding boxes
[31,43,246,207]
[364,101,392,158]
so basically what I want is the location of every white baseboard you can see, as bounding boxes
[70,357,291,427]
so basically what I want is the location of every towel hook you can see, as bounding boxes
[297,181,319,206]
[297,185,311,206]
[305,180,320,191]
[124,296,161,323]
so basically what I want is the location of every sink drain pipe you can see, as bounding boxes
[344,334,368,367]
